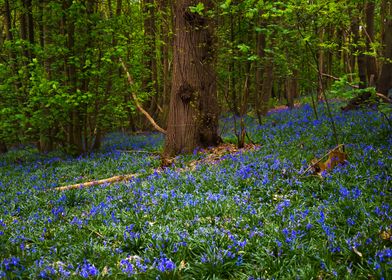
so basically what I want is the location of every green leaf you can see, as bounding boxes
[189,2,205,15]
[237,44,250,53]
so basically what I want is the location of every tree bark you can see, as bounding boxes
[317,27,325,100]
[0,141,7,154]
[365,1,377,85]
[164,0,220,157]
[158,0,172,124]
[286,70,298,109]
[260,57,274,116]
[377,0,392,95]
[255,19,266,123]
[142,0,159,120]
[351,6,367,88]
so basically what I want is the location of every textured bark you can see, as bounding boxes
[164,0,220,157]
[377,0,392,95]
[260,58,274,116]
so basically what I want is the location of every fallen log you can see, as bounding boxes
[52,143,261,191]
[53,174,138,191]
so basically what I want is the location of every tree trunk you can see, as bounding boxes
[365,1,377,85]
[255,20,266,123]
[229,13,238,115]
[4,0,17,75]
[286,70,298,109]
[377,0,392,95]
[260,58,274,116]
[20,0,30,60]
[158,0,172,125]
[142,0,159,121]
[351,6,367,88]
[317,27,325,100]
[0,141,7,154]
[164,0,220,157]
[25,0,34,47]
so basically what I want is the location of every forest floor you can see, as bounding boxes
[0,102,391,279]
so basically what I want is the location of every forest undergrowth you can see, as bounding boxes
[0,102,391,279]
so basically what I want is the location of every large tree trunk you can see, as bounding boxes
[164,0,220,157]
[377,0,392,95]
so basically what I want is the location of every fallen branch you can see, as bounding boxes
[52,143,260,191]
[53,174,137,191]
[300,144,346,176]
[119,58,166,134]
[322,73,392,104]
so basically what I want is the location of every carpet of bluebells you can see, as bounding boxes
[0,103,391,279]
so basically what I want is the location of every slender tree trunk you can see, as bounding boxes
[158,0,172,125]
[142,0,159,120]
[377,0,392,95]
[20,1,29,59]
[365,1,377,85]
[255,20,266,123]
[317,27,325,100]
[286,70,298,109]
[260,57,274,116]
[164,0,220,157]
[229,13,238,115]
[63,0,82,154]
[37,0,55,153]
[351,6,367,88]
[0,141,7,154]
[4,0,13,42]
[25,0,34,48]
[238,62,251,148]
[4,0,17,75]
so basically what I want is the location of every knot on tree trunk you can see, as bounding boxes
[178,83,194,104]
[183,10,205,27]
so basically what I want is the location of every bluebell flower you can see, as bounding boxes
[120,259,134,276]
[376,248,392,262]
[78,260,99,278]
[347,218,355,226]
[154,256,175,272]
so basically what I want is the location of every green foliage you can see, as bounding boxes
[189,2,205,15]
